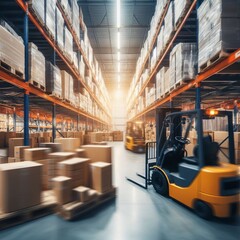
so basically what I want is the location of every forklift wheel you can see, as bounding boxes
[194,200,213,220]
[152,169,169,196]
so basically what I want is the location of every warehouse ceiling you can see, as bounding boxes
[78,0,156,96]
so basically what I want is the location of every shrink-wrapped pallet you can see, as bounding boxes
[174,0,191,27]
[58,0,72,24]
[56,6,64,50]
[64,26,73,62]
[164,1,174,45]
[198,0,240,71]
[0,24,24,78]
[45,0,56,39]
[28,42,45,89]
[29,0,45,25]
[72,0,80,41]
[61,70,70,101]
[45,61,62,98]
[156,26,164,59]
[169,43,197,89]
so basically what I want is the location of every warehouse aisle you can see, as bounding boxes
[0,142,239,240]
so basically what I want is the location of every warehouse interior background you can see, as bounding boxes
[0,0,240,239]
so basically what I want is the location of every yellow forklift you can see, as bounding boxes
[151,108,240,219]
[125,121,145,153]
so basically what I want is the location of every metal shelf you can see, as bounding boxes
[129,49,240,121]
[15,0,111,121]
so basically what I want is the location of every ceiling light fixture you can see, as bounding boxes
[117,0,121,28]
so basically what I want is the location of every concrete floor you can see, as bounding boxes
[0,142,239,240]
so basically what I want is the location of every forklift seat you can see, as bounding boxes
[183,135,219,166]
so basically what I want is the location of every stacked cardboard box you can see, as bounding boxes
[46,152,76,189]
[45,61,62,97]
[198,0,240,70]
[0,161,42,213]
[8,138,24,157]
[169,43,197,88]
[29,0,45,25]
[45,0,56,38]
[113,131,123,141]
[14,146,30,161]
[29,42,45,89]
[145,124,156,142]
[174,0,191,27]
[71,0,80,41]
[55,138,81,152]
[0,25,24,78]
[81,145,112,163]
[164,1,174,45]
[52,176,72,205]
[24,148,51,161]
[39,143,62,153]
[58,158,90,188]
[56,6,64,50]
[64,26,73,62]
[90,162,112,193]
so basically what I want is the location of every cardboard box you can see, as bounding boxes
[214,131,240,149]
[90,162,112,193]
[14,146,30,160]
[75,149,86,158]
[52,176,72,205]
[48,152,76,162]
[0,161,42,213]
[0,148,8,157]
[218,148,240,164]
[0,156,8,164]
[39,142,62,152]
[81,145,112,163]
[55,138,81,152]
[8,138,24,157]
[58,158,89,188]
[24,148,51,161]
[0,132,6,148]
[88,189,98,201]
[8,157,15,163]
[73,186,90,202]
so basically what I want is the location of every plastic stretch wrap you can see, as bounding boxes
[156,67,169,99]
[29,43,45,87]
[150,47,157,71]
[174,0,190,26]
[170,43,197,88]
[45,0,56,38]
[69,75,75,104]
[157,26,164,59]
[59,0,72,24]
[64,26,73,62]
[61,70,70,101]
[45,61,62,97]
[164,1,174,45]
[30,0,45,25]
[155,0,167,21]
[72,0,80,41]
[0,26,24,77]
[73,51,78,70]
[56,7,64,50]
[198,0,240,70]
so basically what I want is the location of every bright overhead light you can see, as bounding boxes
[118,75,120,82]
[118,62,120,72]
[117,0,121,28]
[117,51,120,61]
[117,31,120,50]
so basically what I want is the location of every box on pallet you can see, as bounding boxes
[52,176,72,205]
[55,138,81,152]
[56,6,64,50]
[0,25,24,78]
[64,26,73,62]
[58,158,90,188]
[39,142,62,153]
[14,146,31,161]
[0,161,41,213]
[73,186,90,202]
[45,0,56,39]
[29,0,45,25]
[24,148,50,161]
[28,42,46,90]
[164,1,174,45]
[81,145,112,163]
[90,162,112,194]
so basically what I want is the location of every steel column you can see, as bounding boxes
[13,108,17,132]
[52,104,56,142]
[195,84,201,110]
[24,2,29,146]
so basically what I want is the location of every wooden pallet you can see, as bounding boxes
[0,59,24,79]
[29,79,46,92]
[199,49,230,73]
[0,191,57,230]
[58,187,116,221]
